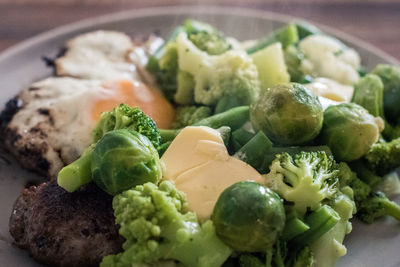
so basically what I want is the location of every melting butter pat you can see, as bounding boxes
[161,126,263,219]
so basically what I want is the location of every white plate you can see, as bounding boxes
[0,6,399,267]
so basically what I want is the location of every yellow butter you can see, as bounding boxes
[161,126,262,219]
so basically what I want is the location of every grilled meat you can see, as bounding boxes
[9,181,123,267]
[0,32,163,179]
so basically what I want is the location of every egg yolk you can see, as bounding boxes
[91,79,175,129]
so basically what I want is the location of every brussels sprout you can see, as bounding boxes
[320,103,382,162]
[92,129,162,195]
[212,181,285,252]
[250,83,323,145]
[372,64,400,124]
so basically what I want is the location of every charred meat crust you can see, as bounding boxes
[42,47,67,74]
[9,181,123,267]
[0,97,23,136]
[0,97,52,176]
[3,124,52,178]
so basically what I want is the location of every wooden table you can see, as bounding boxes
[0,0,399,60]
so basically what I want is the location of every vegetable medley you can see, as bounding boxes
[57,20,400,267]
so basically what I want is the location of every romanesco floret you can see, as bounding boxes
[365,137,400,176]
[176,32,260,106]
[265,151,339,215]
[92,104,161,148]
[171,106,212,129]
[101,181,232,267]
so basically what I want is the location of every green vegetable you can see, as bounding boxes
[157,141,172,157]
[187,29,232,56]
[265,151,339,215]
[351,74,384,117]
[246,23,299,54]
[156,42,182,102]
[320,103,382,161]
[146,26,185,73]
[93,103,161,148]
[177,32,260,106]
[230,128,256,152]
[382,120,400,141]
[57,145,94,192]
[338,162,371,203]
[239,254,265,267]
[349,160,382,189]
[250,42,291,89]
[295,21,321,40]
[255,146,332,173]
[234,131,273,173]
[267,241,314,267]
[58,105,161,193]
[365,137,400,176]
[289,205,340,249]
[310,192,355,267]
[148,20,231,103]
[212,181,285,252]
[184,19,232,55]
[250,83,323,145]
[284,45,306,82]
[171,105,212,129]
[175,69,196,104]
[372,64,400,124]
[101,181,232,267]
[215,95,243,114]
[356,191,400,224]
[192,106,250,130]
[92,129,162,195]
[160,106,250,143]
[281,208,310,241]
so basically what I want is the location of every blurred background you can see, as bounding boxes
[0,0,399,60]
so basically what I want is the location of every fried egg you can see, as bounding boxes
[3,31,174,178]
[56,31,138,80]
[5,77,174,178]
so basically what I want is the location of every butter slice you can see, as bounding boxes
[161,126,262,219]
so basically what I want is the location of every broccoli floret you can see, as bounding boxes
[92,104,161,148]
[337,162,371,202]
[356,191,400,224]
[101,181,232,267]
[239,254,265,267]
[291,246,314,267]
[266,241,314,267]
[171,105,212,129]
[265,151,339,215]
[176,32,260,106]
[365,137,400,176]
[382,120,400,141]
[58,105,162,193]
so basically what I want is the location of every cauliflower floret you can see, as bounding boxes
[176,32,259,106]
[299,35,361,85]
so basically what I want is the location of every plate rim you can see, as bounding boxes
[0,5,399,66]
